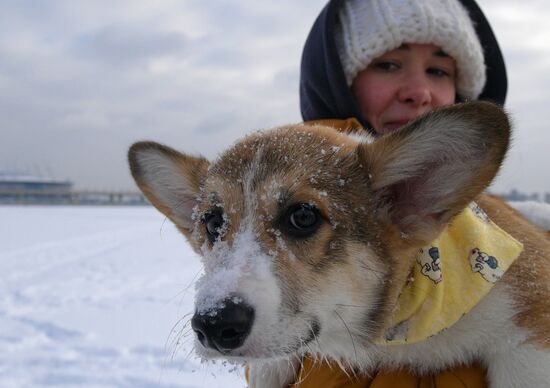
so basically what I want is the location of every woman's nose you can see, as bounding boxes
[397,77,432,107]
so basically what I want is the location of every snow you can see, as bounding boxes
[0,206,245,388]
[3,202,546,387]
[509,201,550,230]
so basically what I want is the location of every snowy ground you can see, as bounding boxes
[2,202,548,388]
[0,206,245,388]
[508,200,550,230]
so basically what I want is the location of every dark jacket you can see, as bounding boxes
[299,0,508,132]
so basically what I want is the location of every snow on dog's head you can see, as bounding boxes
[128,102,510,365]
[128,125,386,361]
[178,124,387,361]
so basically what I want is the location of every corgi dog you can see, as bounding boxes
[128,102,550,388]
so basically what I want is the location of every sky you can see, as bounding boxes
[1,0,550,194]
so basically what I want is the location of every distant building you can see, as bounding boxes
[504,188,525,202]
[0,171,147,205]
[0,171,73,204]
[499,188,550,204]
[0,173,72,193]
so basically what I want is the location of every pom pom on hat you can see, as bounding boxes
[335,0,486,100]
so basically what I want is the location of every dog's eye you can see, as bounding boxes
[203,211,225,243]
[284,204,322,238]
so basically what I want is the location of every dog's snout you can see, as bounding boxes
[191,298,255,353]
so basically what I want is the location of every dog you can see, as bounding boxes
[128,102,550,387]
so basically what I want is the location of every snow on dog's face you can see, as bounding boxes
[129,126,386,360]
[128,102,510,364]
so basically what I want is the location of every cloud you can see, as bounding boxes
[73,25,188,67]
[0,0,549,194]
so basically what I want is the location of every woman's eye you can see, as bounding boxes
[373,61,399,71]
[427,67,451,77]
[283,204,322,238]
[203,211,225,243]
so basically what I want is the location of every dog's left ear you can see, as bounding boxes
[359,101,510,241]
[128,141,209,234]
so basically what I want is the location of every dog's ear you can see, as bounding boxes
[359,101,510,241]
[128,141,209,232]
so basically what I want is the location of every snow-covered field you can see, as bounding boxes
[509,201,550,230]
[0,206,245,388]
[2,202,548,388]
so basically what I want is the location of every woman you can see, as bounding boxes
[300,0,507,131]
[293,0,509,386]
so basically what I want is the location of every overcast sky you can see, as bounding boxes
[1,0,550,195]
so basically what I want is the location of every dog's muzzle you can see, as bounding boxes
[191,298,255,353]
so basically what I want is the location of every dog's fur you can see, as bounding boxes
[128,102,550,387]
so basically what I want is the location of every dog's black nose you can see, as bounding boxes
[191,298,254,353]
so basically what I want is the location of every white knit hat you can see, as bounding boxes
[335,0,486,100]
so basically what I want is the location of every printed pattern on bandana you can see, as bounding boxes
[469,248,503,283]
[382,202,523,345]
[417,247,442,284]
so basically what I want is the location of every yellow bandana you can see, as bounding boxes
[382,202,524,345]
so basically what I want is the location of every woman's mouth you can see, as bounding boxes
[383,119,411,132]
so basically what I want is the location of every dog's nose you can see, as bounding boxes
[191,298,255,353]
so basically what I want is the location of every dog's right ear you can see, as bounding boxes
[128,141,209,232]
[358,101,510,244]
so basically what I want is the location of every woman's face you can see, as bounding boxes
[352,43,457,135]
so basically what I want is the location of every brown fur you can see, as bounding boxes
[199,125,391,330]
[128,101,550,366]
[477,195,550,348]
